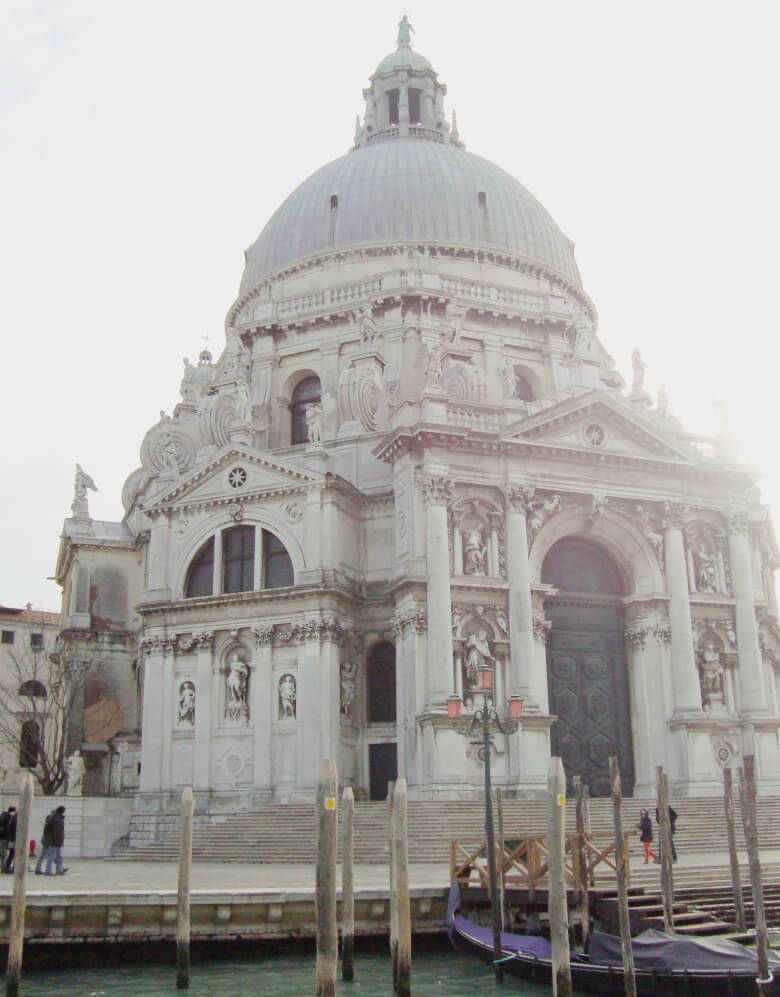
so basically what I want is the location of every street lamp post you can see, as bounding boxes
[453,668,522,985]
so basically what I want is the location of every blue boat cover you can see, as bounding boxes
[450,915,554,959]
[588,929,780,973]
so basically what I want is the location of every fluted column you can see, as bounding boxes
[423,475,454,709]
[663,503,702,713]
[728,511,767,713]
[193,632,214,792]
[503,486,536,706]
[251,633,273,792]
[139,646,165,792]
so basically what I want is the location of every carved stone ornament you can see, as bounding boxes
[728,510,750,535]
[252,625,274,646]
[140,423,197,479]
[340,659,358,717]
[502,484,534,515]
[422,475,454,507]
[662,500,688,531]
[337,364,386,432]
[463,630,496,686]
[278,673,297,720]
[192,631,215,648]
[71,463,97,519]
[140,634,176,655]
[526,494,562,548]
[284,501,304,522]
[532,614,552,643]
[262,616,346,645]
[697,642,726,711]
[441,357,487,403]
[624,627,649,648]
[173,516,191,537]
[462,525,488,576]
[714,741,735,768]
[391,608,427,638]
[198,392,235,449]
[224,651,250,724]
[653,623,672,645]
[354,304,380,345]
[227,501,243,522]
[634,504,664,570]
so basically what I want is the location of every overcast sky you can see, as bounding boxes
[2,0,778,613]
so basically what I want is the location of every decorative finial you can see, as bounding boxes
[71,463,98,521]
[397,13,414,47]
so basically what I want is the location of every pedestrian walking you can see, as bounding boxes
[637,808,657,864]
[0,808,10,872]
[35,808,58,875]
[656,805,678,862]
[2,807,17,873]
[45,806,68,875]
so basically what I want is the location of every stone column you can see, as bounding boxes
[160,647,175,792]
[503,486,536,706]
[252,632,273,793]
[663,503,702,713]
[193,633,214,792]
[728,511,767,713]
[423,475,454,709]
[139,646,165,792]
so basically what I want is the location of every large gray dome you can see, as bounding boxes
[239,139,581,293]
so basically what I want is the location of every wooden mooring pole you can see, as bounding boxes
[341,786,355,981]
[722,766,746,931]
[316,759,338,997]
[609,756,636,997]
[5,772,33,997]
[656,767,674,933]
[496,787,506,932]
[176,787,194,989]
[392,778,411,997]
[573,776,590,947]
[388,779,398,990]
[739,756,773,996]
[547,758,572,997]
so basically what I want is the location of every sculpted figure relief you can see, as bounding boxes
[225,652,250,724]
[527,494,561,544]
[424,341,442,390]
[72,464,98,517]
[631,348,646,392]
[356,305,379,345]
[66,750,86,796]
[278,673,297,720]
[159,432,181,475]
[305,402,324,444]
[699,643,725,710]
[233,379,252,426]
[463,525,488,576]
[636,504,664,567]
[499,358,519,399]
[694,542,719,593]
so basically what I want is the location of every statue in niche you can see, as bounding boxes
[699,642,725,710]
[442,301,467,344]
[178,680,196,725]
[306,403,323,444]
[636,505,664,566]
[463,525,488,576]
[495,608,508,635]
[693,541,718,593]
[527,494,561,543]
[423,341,442,390]
[631,348,646,391]
[451,606,462,634]
[464,630,496,685]
[499,358,519,399]
[278,673,297,719]
[340,660,357,717]
[225,652,250,724]
[66,750,86,796]
[397,13,414,45]
[356,305,379,345]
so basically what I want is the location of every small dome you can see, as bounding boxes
[375,44,434,76]
[240,139,581,293]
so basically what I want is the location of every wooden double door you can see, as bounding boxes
[545,596,634,798]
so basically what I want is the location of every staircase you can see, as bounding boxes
[116,796,780,866]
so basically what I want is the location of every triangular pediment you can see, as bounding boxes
[143,445,323,512]
[503,393,695,462]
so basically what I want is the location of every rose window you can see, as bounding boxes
[228,467,247,489]
[584,424,605,448]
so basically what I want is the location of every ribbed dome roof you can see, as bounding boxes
[240,139,581,293]
[375,45,434,75]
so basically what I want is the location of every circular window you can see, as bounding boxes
[583,424,606,448]
[228,467,247,489]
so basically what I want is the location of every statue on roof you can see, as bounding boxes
[71,464,98,520]
[397,14,414,46]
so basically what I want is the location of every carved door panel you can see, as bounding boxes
[368,742,397,801]
[546,597,634,798]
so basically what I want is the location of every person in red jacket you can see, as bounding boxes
[637,808,657,864]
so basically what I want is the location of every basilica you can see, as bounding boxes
[53,28,780,831]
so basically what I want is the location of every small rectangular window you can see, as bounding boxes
[1,631,14,645]
[388,89,400,126]
[408,88,422,125]
[30,633,44,648]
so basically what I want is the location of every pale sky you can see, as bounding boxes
[2,0,778,613]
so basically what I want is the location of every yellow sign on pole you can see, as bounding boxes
[325,797,336,810]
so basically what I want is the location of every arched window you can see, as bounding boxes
[185,537,215,598]
[366,641,396,723]
[184,527,294,598]
[290,376,321,445]
[19,680,47,699]
[222,525,254,594]
[541,539,624,596]
[19,720,39,768]
[514,374,534,402]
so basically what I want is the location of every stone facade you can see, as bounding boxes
[54,32,780,817]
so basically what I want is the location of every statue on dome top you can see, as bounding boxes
[71,464,97,520]
[397,14,414,46]
[631,348,646,392]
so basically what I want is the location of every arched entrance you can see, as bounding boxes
[366,641,397,800]
[542,539,634,798]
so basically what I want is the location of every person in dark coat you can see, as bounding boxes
[45,806,67,875]
[2,807,17,874]
[656,805,678,861]
[35,809,58,875]
[0,809,10,872]
[637,808,657,864]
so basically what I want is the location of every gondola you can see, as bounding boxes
[447,885,780,995]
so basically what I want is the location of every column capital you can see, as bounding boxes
[422,475,453,506]
[728,510,750,536]
[502,483,534,514]
[662,500,688,531]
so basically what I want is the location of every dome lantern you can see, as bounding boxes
[354,19,461,149]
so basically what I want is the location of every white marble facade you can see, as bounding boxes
[56,31,780,813]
